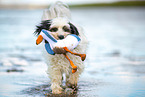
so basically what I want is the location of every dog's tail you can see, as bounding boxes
[42,1,71,21]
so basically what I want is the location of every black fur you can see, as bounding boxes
[69,22,79,35]
[34,20,51,36]
[34,20,79,36]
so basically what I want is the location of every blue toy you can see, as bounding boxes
[36,29,86,73]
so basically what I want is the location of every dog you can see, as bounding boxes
[34,1,88,94]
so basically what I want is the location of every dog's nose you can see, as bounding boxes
[58,35,64,39]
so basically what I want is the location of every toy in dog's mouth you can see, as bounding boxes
[36,29,86,73]
[63,47,86,73]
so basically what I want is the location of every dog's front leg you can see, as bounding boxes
[66,72,79,89]
[50,68,63,94]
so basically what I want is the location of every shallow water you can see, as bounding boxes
[0,7,145,97]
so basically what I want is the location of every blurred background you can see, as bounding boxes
[0,0,145,97]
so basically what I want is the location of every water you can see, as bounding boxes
[0,7,145,97]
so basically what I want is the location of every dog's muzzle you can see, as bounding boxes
[58,35,64,39]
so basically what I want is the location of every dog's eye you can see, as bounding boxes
[50,27,58,32]
[63,26,70,32]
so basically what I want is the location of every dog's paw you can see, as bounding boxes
[52,89,62,94]
[52,87,63,94]
[64,88,74,94]
[66,82,78,90]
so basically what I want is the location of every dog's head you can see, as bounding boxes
[34,18,79,40]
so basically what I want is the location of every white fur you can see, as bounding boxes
[42,1,71,20]
[41,1,88,94]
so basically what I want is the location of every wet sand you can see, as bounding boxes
[0,7,145,97]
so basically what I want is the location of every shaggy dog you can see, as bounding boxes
[34,2,88,94]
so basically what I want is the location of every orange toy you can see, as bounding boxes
[36,29,86,73]
[63,47,86,73]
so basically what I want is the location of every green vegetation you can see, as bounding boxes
[69,1,145,7]
[1,1,145,9]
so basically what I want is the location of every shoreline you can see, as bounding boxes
[0,1,145,9]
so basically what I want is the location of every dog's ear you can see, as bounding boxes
[34,20,51,36]
[69,22,79,35]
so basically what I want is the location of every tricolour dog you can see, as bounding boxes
[34,1,88,94]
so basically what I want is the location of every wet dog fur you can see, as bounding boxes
[34,2,88,94]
